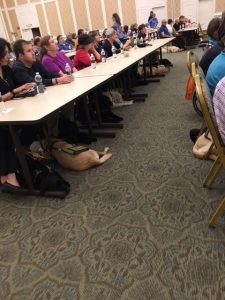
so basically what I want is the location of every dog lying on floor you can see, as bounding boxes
[50,140,112,171]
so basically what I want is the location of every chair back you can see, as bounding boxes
[186,51,199,74]
[192,62,225,167]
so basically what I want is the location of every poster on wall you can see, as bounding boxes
[16,4,39,30]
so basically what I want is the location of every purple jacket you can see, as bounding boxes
[42,51,73,74]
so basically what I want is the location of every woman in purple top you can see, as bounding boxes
[40,35,75,75]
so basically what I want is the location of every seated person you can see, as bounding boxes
[199,31,225,75]
[207,17,221,46]
[12,39,73,87]
[159,20,171,38]
[159,19,185,49]
[138,24,147,40]
[57,35,71,51]
[148,13,158,28]
[89,30,102,54]
[65,32,74,49]
[130,23,138,34]
[102,28,121,57]
[173,19,180,32]
[73,34,101,70]
[206,34,225,94]
[75,29,84,50]
[102,28,130,57]
[0,38,39,188]
[212,76,225,144]
[40,35,75,75]
[166,19,173,35]
[33,36,41,58]
[122,25,129,39]
[12,39,74,137]
[178,15,186,30]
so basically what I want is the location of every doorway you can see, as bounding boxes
[32,27,41,38]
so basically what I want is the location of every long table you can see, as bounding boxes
[0,75,112,124]
[0,75,113,195]
[74,38,174,78]
[0,37,174,196]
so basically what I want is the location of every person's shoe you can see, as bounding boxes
[190,128,200,143]
[0,182,25,193]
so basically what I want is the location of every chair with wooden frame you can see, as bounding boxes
[192,62,225,227]
[186,51,203,117]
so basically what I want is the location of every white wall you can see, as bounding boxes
[0,12,8,40]
[135,0,167,24]
[199,0,214,29]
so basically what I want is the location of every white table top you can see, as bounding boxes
[74,38,174,78]
[65,51,76,58]
[0,74,112,124]
[0,38,174,124]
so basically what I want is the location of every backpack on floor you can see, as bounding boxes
[17,152,70,195]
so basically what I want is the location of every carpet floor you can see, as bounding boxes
[1,50,225,300]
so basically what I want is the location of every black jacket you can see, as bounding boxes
[12,60,59,87]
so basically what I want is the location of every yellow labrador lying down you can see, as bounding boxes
[50,140,112,171]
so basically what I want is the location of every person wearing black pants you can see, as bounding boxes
[0,38,35,187]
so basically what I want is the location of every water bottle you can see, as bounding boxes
[133,34,137,49]
[154,32,157,40]
[35,72,44,94]
[90,53,96,68]
[120,43,124,54]
[65,63,72,75]
[112,46,117,58]
[140,37,143,45]
[0,92,7,113]
[101,48,106,62]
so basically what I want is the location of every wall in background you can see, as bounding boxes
[0,0,224,42]
[215,0,225,13]
[0,0,137,41]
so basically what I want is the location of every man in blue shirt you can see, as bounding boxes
[159,20,171,38]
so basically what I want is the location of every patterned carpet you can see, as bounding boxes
[1,50,225,300]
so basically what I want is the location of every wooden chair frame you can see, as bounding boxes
[192,62,225,226]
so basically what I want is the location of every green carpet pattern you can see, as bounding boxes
[1,50,225,299]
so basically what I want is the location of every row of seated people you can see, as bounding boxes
[191,14,225,145]
[0,21,164,189]
[33,13,188,57]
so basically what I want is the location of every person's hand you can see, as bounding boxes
[58,75,74,84]
[18,83,35,92]
[124,39,131,50]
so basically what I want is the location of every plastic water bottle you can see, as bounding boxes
[133,34,137,49]
[140,37,143,45]
[65,63,72,75]
[154,32,157,40]
[0,92,7,113]
[120,43,124,54]
[112,46,117,58]
[101,48,106,62]
[90,53,96,68]
[35,72,44,94]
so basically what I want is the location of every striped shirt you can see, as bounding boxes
[212,76,225,144]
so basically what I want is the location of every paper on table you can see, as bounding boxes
[0,107,14,114]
